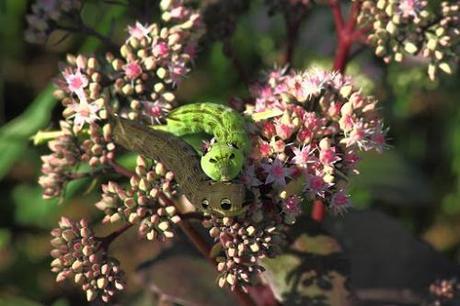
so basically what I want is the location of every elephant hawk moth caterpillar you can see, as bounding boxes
[112,116,249,217]
[152,102,251,182]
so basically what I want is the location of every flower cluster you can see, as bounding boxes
[108,2,201,123]
[39,122,80,199]
[357,0,460,80]
[204,211,285,290]
[243,67,386,217]
[50,217,125,302]
[54,54,106,133]
[95,156,181,241]
[429,278,460,306]
[25,0,81,44]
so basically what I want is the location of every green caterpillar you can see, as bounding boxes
[152,102,251,182]
[112,116,249,217]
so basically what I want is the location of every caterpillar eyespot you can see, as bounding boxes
[201,199,210,209]
[220,198,232,210]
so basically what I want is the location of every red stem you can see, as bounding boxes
[108,159,135,177]
[329,0,363,73]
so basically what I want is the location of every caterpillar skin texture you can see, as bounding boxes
[112,116,247,217]
[153,102,250,182]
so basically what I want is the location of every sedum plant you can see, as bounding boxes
[23,0,459,304]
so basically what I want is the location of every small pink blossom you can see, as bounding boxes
[142,101,169,124]
[398,0,421,18]
[296,128,313,144]
[306,174,328,195]
[330,191,352,215]
[371,130,387,153]
[319,146,340,166]
[240,165,262,187]
[152,41,169,58]
[291,145,315,166]
[275,121,295,140]
[170,6,188,19]
[127,22,151,40]
[262,121,276,138]
[282,195,302,216]
[258,140,272,157]
[262,158,293,187]
[69,101,100,130]
[168,61,188,85]
[270,138,286,153]
[123,61,143,80]
[63,69,88,103]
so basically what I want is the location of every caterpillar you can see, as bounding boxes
[152,102,251,182]
[112,116,249,217]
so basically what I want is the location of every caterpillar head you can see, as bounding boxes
[201,143,245,182]
[193,181,248,217]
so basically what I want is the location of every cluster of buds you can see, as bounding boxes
[108,1,202,122]
[95,156,181,241]
[50,217,125,302]
[204,211,285,289]
[80,123,115,168]
[25,0,81,44]
[243,67,386,218]
[357,0,460,80]
[429,278,460,306]
[38,122,81,199]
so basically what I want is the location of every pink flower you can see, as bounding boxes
[282,195,302,216]
[168,61,188,85]
[371,129,387,153]
[262,121,276,138]
[291,145,315,166]
[275,121,295,140]
[319,146,340,166]
[69,100,100,130]
[123,61,143,80]
[127,22,151,40]
[142,101,169,124]
[330,191,352,215]
[170,6,188,19]
[296,128,313,144]
[240,165,262,187]
[258,140,271,157]
[63,69,88,101]
[306,174,328,195]
[270,138,286,153]
[262,158,293,187]
[152,41,169,58]
[398,0,422,18]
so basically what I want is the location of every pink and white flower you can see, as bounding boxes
[262,158,293,187]
[69,100,100,130]
[62,69,89,104]
[330,191,352,215]
[123,61,143,80]
[291,145,315,167]
[240,164,262,187]
[127,22,151,41]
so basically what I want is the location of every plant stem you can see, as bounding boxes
[97,223,134,252]
[329,0,362,73]
[108,159,135,177]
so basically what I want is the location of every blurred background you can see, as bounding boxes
[1,0,460,305]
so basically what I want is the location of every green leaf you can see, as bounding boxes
[0,85,56,179]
